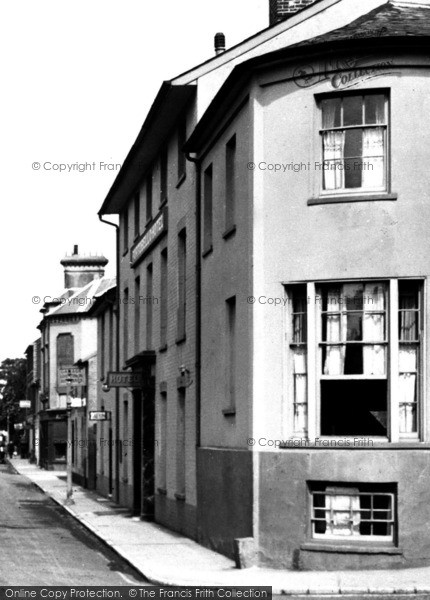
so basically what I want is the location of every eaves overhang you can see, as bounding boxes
[184,34,430,155]
[99,82,196,215]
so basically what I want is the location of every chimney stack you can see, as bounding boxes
[214,32,226,55]
[60,246,108,290]
[269,0,317,26]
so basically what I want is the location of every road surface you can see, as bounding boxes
[0,462,148,586]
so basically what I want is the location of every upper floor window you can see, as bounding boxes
[160,147,168,205]
[57,333,74,367]
[122,208,129,253]
[320,93,388,194]
[177,120,186,182]
[134,190,140,238]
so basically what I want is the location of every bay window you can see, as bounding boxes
[287,279,423,441]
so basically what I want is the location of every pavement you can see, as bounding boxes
[9,458,430,596]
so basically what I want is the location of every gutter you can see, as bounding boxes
[98,214,121,503]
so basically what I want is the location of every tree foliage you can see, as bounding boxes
[0,358,27,428]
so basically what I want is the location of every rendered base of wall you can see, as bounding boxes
[196,448,253,559]
[155,494,197,540]
[258,449,430,570]
[72,471,86,487]
[94,475,133,512]
[45,461,66,472]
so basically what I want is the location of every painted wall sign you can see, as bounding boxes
[131,207,168,266]
[89,411,111,421]
[57,366,86,387]
[107,371,144,388]
[293,55,396,90]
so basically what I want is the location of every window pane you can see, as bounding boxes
[347,313,362,341]
[344,129,363,188]
[344,343,363,374]
[343,95,363,126]
[343,283,364,308]
[321,380,387,436]
[322,98,341,128]
[365,94,385,124]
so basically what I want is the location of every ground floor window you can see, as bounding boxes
[310,482,396,543]
[286,279,423,441]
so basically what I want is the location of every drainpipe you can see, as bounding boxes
[98,214,121,504]
[185,152,201,448]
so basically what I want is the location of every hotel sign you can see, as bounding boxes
[107,371,144,388]
[131,207,168,267]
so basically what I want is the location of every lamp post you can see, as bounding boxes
[64,374,74,505]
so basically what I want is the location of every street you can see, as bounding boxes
[0,462,148,586]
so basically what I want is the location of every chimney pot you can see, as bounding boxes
[73,244,78,255]
[214,32,226,55]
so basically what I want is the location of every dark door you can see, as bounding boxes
[108,427,113,496]
[141,389,155,520]
[133,393,142,515]
[87,424,97,490]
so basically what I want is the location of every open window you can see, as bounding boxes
[287,279,423,440]
[319,282,387,437]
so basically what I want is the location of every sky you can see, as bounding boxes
[0,0,267,361]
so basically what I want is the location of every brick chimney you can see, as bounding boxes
[269,0,317,26]
[60,245,108,289]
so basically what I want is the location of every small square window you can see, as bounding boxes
[310,483,396,543]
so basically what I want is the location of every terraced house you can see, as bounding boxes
[99,0,430,570]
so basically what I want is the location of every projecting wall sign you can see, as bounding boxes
[130,207,168,267]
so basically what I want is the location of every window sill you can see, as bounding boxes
[133,234,140,243]
[279,441,427,449]
[202,245,213,258]
[175,334,186,345]
[159,344,168,353]
[222,408,236,417]
[122,248,129,257]
[157,487,167,496]
[308,193,398,206]
[301,542,402,555]
[174,493,186,502]
[176,172,186,189]
[222,224,236,240]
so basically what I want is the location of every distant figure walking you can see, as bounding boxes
[7,441,14,459]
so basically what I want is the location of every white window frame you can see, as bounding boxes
[318,91,389,197]
[285,278,424,443]
[310,485,396,544]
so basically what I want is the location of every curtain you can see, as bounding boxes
[362,127,384,189]
[323,289,345,375]
[323,131,345,191]
[399,346,417,433]
[326,489,360,537]
[294,347,307,434]
[363,283,386,375]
